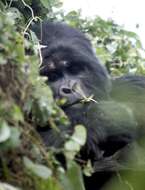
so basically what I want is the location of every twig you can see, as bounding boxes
[21,0,41,36]
[8,0,13,7]
[73,84,98,104]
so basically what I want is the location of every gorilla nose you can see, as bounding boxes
[60,87,72,95]
[60,81,78,96]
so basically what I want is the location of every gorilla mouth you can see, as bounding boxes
[60,94,95,110]
[61,98,85,109]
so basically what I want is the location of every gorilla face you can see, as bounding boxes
[37,22,111,109]
[40,48,91,107]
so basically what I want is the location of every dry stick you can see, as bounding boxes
[73,84,98,104]
[8,0,13,7]
[21,0,43,65]
[117,172,134,190]
[21,0,35,19]
[37,41,44,66]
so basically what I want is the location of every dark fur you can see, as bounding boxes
[32,22,145,190]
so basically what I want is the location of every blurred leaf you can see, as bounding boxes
[59,161,85,190]
[24,157,52,179]
[71,125,87,146]
[7,8,22,20]
[0,121,11,143]
[0,182,20,190]
[11,105,24,122]
[40,0,50,8]
[64,125,86,159]
[83,160,94,177]
[5,128,21,148]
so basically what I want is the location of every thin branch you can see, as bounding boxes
[8,0,13,7]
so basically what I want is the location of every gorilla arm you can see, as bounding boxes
[80,100,137,164]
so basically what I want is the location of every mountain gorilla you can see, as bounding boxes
[32,22,145,190]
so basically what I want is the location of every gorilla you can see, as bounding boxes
[32,22,145,190]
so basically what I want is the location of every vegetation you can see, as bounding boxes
[0,0,145,189]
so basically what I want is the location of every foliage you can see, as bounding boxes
[62,11,145,76]
[0,0,145,190]
[0,1,85,189]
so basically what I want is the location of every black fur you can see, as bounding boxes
[32,22,145,190]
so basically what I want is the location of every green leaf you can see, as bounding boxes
[0,182,20,190]
[72,125,87,145]
[12,105,24,122]
[64,125,87,159]
[40,0,50,8]
[6,128,21,148]
[0,121,11,143]
[0,127,21,150]
[59,161,85,190]
[23,157,52,179]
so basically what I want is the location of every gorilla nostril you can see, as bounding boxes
[62,88,72,94]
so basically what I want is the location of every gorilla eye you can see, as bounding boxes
[67,64,83,75]
[48,71,62,82]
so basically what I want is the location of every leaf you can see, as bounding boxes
[40,0,50,8]
[64,125,87,159]
[0,182,20,190]
[66,125,86,147]
[23,157,52,179]
[12,105,24,122]
[59,161,85,190]
[0,121,11,143]
[6,128,21,148]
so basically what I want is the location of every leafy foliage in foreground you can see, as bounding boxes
[0,2,85,190]
[0,0,145,190]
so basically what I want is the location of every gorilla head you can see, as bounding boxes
[34,22,111,106]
